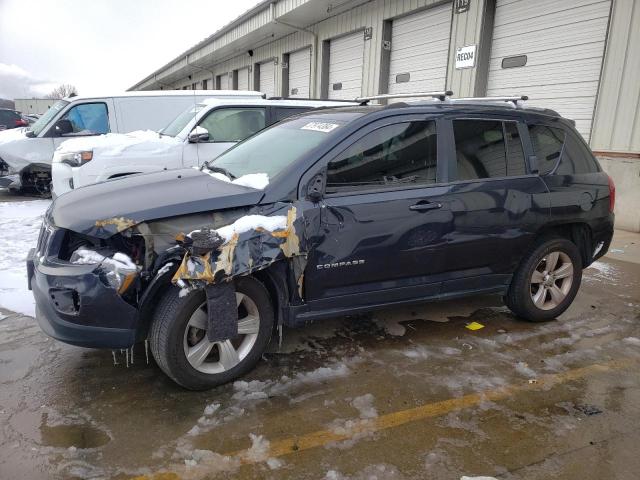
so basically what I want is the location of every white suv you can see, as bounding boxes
[51,98,355,196]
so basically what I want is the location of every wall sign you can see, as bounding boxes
[455,44,476,69]
[454,0,470,14]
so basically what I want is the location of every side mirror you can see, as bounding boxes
[306,172,325,202]
[188,126,210,143]
[54,119,73,136]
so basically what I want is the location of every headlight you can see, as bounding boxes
[53,150,93,167]
[70,248,139,293]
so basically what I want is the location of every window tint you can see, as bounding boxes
[59,103,109,136]
[504,122,526,176]
[454,120,507,180]
[556,131,600,174]
[273,107,310,122]
[326,121,437,193]
[527,124,565,175]
[198,108,266,142]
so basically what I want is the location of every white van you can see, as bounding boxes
[51,98,357,196]
[0,90,263,194]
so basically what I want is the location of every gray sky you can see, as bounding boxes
[0,0,261,100]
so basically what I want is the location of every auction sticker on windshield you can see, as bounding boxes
[301,122,340,133]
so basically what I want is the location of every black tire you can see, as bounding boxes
[505,236,582,322]
[149,276,274,390]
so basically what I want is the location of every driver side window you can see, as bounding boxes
[58,103,109,136]
[325,121,437,194]
[198,108,266,143]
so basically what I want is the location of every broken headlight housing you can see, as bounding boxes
[53,150,93,167]
[70,248,140,294]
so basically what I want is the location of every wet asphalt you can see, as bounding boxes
[0,194,639,480]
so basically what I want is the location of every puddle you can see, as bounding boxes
[40,421,110,449]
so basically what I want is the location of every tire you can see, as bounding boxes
[505,237,582,322]
[149,276,274,390]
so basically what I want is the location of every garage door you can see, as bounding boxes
[217,73,229,90]
[328,31,364,100]
[288,48,311,98]
[259,60,276,97]
[388,4,451,95]
[237,67,249,91]
[487,0,611,141]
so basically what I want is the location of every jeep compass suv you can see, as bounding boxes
[28,93,615,390]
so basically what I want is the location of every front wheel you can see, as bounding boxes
[149,276,274,390]
[505,237,582,322]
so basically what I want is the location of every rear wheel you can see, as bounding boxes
[505,237,582,322]
[150,276,274,390]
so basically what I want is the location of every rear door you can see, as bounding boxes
[437,116,550,294]
[301,115,453,308]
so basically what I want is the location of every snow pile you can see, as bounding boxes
[204,170,270,190]
[351,394,378,419]
[71,248,137,272]
[56,130,180,157]
[214,214,287,243]
[0,200,50,316]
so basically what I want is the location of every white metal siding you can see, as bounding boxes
[328,31,364,100]
[487,0,611,141]
[388,4,451,94]
[259,60,276,97]
[237,67,250,90]
[288,48,311,98]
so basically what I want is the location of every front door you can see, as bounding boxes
[302,118,454,308]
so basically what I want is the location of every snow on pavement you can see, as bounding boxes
[0,199,50,316]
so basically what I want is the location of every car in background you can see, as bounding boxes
[0,90,263,195]
[0,108,29,130]
[28,93,614,389]
[51,98,358,196]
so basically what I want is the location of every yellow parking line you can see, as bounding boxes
[131,358,634,480]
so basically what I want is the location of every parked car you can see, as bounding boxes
[0,108,28,130]
[28,93,614,390]
[51,98,358,196]
[0,90,263,194]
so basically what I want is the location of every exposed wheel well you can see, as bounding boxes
[534,223,593,268]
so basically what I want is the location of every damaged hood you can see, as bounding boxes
[48,168,265,238]
[56,130,182,158]
[0,128,38,171]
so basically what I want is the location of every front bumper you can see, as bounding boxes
[28,248,138,349]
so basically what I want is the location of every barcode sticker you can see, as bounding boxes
[301,122,340,133]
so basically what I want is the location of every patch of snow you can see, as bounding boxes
[156,262,174,277]
[623,337,640,347]
[461,477,499,480]
[215,214,287,243]
[0,200,50,316]
[242,433,271,463]
[56,130,180,157]
[351,394,378,419]
[203,169,270,190]
[71,249,137,273]
[0,127,28,145]
[402,345,431,360]
[324,464,404,479]
[441,347,462,355]
[585,261,619,282]
[266,457,284,470]
[514,361,536,378]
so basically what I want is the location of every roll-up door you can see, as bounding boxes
[237,67,249,91]
[217,73,229,90]
[288,48,311,98]
[328,31,364,100]
[259,60,276,97]
[388,4,451,95]
[487,0,611,141]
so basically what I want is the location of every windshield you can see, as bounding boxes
[209,117,345,180]
[30,100,69,136]
[161,103,206,137]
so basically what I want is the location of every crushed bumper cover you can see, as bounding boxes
[29,248,138,349]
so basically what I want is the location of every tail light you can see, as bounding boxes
[607,175,615,213]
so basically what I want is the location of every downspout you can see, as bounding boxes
[185,55,216,88]
[270,2,318,97]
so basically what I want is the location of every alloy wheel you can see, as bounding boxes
[530,251,574,310]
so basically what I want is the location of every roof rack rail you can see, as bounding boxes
[355,90,453,103]
[265,96,358,103]
[450,95,529,106]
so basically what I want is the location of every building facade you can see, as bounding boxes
[131,0,640,231]
[14,98,56,115]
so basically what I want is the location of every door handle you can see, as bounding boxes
[409,201,442,211]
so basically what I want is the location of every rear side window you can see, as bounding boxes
[326,121,437,193]
[527,124,565,175]
[272,107,310,122]
[452,120,526,180]
[556,131,600,174]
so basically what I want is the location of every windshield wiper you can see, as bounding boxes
[201,163,237,180]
